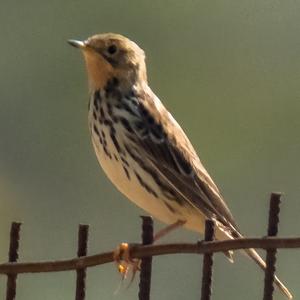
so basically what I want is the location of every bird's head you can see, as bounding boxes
[68,33,147,91]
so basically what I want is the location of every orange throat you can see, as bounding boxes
[82,50,113,91]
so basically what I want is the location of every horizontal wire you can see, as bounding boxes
[0,237,300,275]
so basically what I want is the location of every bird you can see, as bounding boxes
[68,33,292,299]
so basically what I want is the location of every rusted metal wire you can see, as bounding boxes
[6,222,21,300]
[0,193,297,300]
[75,224,89,300]
[138,216,154,300]
[1,237,300,274]
[263,193,281,300]
[200,220,215,300]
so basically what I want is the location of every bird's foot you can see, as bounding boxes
[113,243,140,284]
[113,220,186,289]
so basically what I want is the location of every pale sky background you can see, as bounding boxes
[0,1,300,299]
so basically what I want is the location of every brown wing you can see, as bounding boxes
[125,87,239,231]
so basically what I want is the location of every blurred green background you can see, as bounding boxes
[0,0,299,299]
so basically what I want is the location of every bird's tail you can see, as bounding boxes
[243,247,292,299]
[215,222,292,299]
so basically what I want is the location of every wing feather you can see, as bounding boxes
[125,87,239,231]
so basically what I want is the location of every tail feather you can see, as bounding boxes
[214,222,292,299]
[223,250,234,263]
[244,248,293,299]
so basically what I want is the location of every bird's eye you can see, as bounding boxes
[107,44,117,55]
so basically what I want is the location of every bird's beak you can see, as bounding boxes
[67,39,86,49]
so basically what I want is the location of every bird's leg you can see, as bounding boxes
[153,219,186,241]
[113,219,186,285]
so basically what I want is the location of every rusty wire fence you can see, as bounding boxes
[1,192,300,300]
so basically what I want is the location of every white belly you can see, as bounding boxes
[91,135,177,224]
[91,129,211,236]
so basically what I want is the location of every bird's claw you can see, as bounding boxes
[113,242,140,282]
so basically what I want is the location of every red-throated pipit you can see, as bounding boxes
[68,33,292,298]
